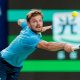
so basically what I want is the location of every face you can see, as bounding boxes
[28,15,43,32]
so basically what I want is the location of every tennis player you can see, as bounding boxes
[0,9,74,80]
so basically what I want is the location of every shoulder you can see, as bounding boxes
[29,35,40,42]
[23,35,41,46]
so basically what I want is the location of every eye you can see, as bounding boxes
[32,20,36,23]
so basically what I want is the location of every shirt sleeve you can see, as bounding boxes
[29,36,41,47]
[20,21,27,29]
[22,36,42,48]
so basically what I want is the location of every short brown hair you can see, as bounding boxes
[26,9,43,22]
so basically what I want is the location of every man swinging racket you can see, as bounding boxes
[0,9,75,80]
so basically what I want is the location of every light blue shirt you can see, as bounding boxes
[1,21,42,67]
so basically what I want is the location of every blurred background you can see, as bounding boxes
[1,0,80,80]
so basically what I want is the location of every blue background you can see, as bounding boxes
[0,0,8,50]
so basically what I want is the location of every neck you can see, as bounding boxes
[30,28,41,34]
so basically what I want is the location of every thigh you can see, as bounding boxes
[6,67,22,80]
[0,59,7,80]
[6,72,20,80]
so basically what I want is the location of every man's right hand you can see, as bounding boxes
[17,19,26,26]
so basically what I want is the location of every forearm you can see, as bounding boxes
[42,25,52,32]
[45,26,51,30]
[47,42,66,51]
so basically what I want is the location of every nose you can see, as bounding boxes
[37,21,41,26]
